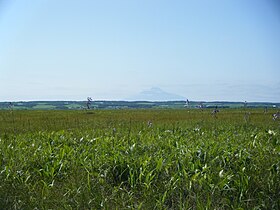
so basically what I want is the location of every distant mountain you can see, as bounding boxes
[126,87,186,101]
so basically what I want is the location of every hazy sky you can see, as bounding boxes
[0,0,280,102]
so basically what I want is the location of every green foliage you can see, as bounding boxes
[0,109,279,209]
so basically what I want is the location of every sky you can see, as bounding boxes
[0,0,280,102]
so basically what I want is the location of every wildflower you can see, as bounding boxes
[219,169,224,178]
[90,138,96,143]
[184,99,190,107]
[130,144,136,151]
[211,107,219,117]
[194,127,200,132]
[268,130,276,136]
[86,97,93,110]
[147,121,153,128]
[272,111,280,121]
[202,164,208,171]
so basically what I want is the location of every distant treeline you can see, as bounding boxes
[0,101,279,110]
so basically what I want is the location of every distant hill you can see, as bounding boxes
[126,87,186,101]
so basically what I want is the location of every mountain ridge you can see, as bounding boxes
[126,87,186,101]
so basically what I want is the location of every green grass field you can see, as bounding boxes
[0,109,279,209]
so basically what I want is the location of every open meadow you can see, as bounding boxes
[0,109,279,209]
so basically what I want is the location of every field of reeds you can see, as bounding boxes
[0,109,279,209]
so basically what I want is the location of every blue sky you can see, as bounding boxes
[0,0,279,102]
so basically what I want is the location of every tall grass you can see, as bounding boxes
[0,109,279,209]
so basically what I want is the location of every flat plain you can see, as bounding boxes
[0,109,279,209]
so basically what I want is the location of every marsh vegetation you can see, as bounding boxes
[0,109,279,209]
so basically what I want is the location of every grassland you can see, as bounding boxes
[0,109,279,209]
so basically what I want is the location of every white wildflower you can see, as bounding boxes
[219,169,224,178]
[268,130,276,136]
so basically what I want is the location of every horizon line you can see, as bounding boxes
[1,99,280,104]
